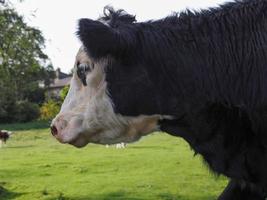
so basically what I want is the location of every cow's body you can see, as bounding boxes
[51,0,267,199]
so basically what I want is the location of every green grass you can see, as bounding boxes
[0,121,50,131]
[0,123,228,200]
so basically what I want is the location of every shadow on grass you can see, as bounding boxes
[0,121,49,131]
[49,191,218,200]
[6,145,34,149]
[158,193,217,200]
[68,193,144,200]
[129,146,169,150]
[46,191,142,200]
[0,185,22,200]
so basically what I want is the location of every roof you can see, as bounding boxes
[56,71,70,79]
[55,68,70,79]
[49,76,72,89]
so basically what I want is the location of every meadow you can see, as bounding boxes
[0,122,227,200]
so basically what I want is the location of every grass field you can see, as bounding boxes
[0,122,228,200]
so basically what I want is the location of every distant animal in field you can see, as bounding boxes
[106,143,127,149]
[51,0,267,199]
[0,130,11,147]
[116,143,126,149]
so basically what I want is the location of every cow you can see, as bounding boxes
[0,130,11,147]
[51,0,267,199]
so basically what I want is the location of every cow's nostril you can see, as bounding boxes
[51,125,58,136]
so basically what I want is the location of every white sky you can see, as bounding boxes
[12,0,229,73]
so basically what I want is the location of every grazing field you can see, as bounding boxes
[0,122,227,200]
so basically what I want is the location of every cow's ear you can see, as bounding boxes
[77,18,134,59]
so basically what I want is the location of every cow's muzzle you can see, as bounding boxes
[50,125,58,136]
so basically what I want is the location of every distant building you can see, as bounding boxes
[47,68,72,98]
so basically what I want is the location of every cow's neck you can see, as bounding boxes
[159,103,267,191]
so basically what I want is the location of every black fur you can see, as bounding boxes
[78,0,267,199]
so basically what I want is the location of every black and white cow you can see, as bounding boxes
[51,0,267,199]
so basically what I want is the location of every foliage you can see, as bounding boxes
[0,128,228,200]
[0,83,16,122]
[60,85,70,101]
[40,63,56,88]
[13,101,40,122]
[0,3,51,122]
[0,1,24,6]
[39,86,69,121]
[24,86,45,105]
[39,99,60,120]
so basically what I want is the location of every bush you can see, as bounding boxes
[39,86,69,121]
[13,101,40,122]
[60,85,70,102]
[39,100,60,121]
[25,87,45,105]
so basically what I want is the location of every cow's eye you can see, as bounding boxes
[77,63,90,86]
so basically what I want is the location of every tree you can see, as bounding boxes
[0,3,49,122]
[41,63,56,88]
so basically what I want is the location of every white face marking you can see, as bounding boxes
[51,47,169,148]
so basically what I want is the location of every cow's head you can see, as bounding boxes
[51,8,173,147]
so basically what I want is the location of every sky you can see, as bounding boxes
[12,0,229,73]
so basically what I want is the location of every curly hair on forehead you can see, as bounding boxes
[99,6,136,27]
